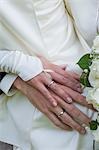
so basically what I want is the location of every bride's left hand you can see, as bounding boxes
[38,56,94,109]
[38,56,82,93]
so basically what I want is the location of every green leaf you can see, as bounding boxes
[80,72,91,87]
[77,54,92,70]
[90,120,99,130]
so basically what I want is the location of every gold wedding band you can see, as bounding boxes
[47,81,54,88]
[58,111,64,118]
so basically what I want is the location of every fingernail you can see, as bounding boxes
[53,101,57,107]
[81,129,86,134]
[67,97,72,103]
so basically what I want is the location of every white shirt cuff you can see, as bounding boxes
[0,74,18,96]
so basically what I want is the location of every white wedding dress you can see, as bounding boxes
[0,0,98,150]
[14,1,96,150]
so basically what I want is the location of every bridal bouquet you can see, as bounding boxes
[77,35,99,142]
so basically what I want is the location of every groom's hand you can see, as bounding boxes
[14,77,91,134]
[50,89,92,126]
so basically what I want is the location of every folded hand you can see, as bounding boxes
[14,77,92,134]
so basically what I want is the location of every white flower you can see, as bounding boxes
[79,34,99,142]
[92,126,99,142]
[84,69,88,73]
[89,60,99,87]
[86,88,99,111]
[93,35,99,53]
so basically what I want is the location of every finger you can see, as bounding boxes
[60,112,86,134]
[65,68,80,81]
[34,82,57,107]
[61,67,80,81]
[69,72,80,81]
[50,72,82,93]
[52,64,80,82]
[47,112,72,131]
[41,75,73,103]
[27,73,58,107]
[61,86,89,107]
[51,91,91,126]
[59,64,67,70]
[48,82,73,103]
[49,102,86,134]
[64,104,91,126]
[52,66,80,84]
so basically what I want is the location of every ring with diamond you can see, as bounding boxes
[47,81,54,88]
[58,110,64,118]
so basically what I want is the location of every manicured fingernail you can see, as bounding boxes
[81,129,86,134]
[67,97,72,103]
[53,101,57,106]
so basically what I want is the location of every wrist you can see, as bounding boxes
[13,77,28,96]
[38,55,52,69]
[13,77,23,91]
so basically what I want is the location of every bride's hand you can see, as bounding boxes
[27,69,76,107]
[13,77,90,134]
[27,56,82,107]
[38,56,95,110]
[38,56,82,93]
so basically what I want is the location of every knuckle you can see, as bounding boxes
[47,103,52,110]
[75,125,82,132]
[75,94,81,101]
[54,121,60,127]
[76,95,88,106]
[83,116,91,125]
[73,110,81,118]
[67,105,74,113]
[76,112,81,118]
[63,119,69,125]
[48,96,54,103]
[59,90,66,97]
[40,76,46,82]
[42,108,49,114]
[61,77,66,82]
[69,105,74,111]
[62,114,70,124]
[39,72,46,82]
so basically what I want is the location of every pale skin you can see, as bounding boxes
[13,56,94,134]
[27,56,83,106]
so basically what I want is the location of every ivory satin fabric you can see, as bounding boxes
[0,0,98,150]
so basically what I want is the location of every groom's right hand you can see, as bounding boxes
[13,77,92,135]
